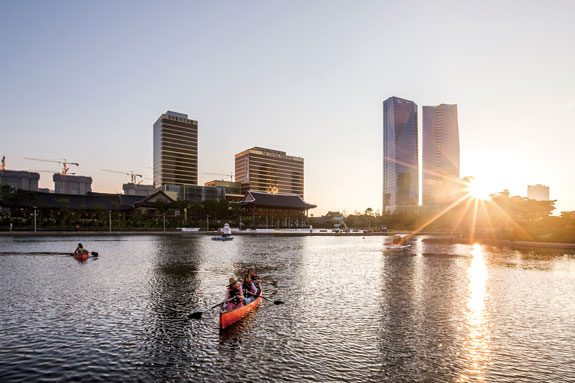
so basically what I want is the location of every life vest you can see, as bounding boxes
[228,286,241,305]
[244,281,257,297]
[251,274,261,290]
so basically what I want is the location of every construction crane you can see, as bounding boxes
[101,169,144,184]
[203,172,234,182]
[24,157,79,175]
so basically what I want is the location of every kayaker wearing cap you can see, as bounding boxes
[248,268,261,294]
[242,273,258,304]
[224,277,244,311]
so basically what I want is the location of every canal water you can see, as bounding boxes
[1,235,574,382]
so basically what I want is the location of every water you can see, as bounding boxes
[1,235,575,382]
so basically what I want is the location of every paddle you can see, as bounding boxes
[70,251,98,257]
[189,301,224,319]
[246,291,284,305]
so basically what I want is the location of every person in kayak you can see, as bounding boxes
[248,268,261,293]
[242,273,258,304]
[74,243,88,255]
[224,277,244,311]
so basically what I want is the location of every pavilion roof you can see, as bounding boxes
[238,191,316,210]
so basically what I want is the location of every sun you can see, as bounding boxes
[466,179,492,201]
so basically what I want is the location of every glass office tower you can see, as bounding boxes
[383,97,419,213]
[235,147,304,198]
[422,104,460,206]
[153,111,198,199]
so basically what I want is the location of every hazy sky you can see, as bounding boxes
[1,1,574,215]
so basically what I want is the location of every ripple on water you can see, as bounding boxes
[1,236,575,382]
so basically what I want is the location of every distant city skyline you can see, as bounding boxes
[1,1,574,215]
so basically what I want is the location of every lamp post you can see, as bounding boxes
[33,206,37,232]
[163,213,166,232]
[108,210,112,232]
[206,215,210,232]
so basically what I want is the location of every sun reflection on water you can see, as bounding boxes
[458,243,491,382]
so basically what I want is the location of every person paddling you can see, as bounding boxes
[242,273,258,304]
[224,277,244,311]
[74,243,88,255]
[248,268,261,294]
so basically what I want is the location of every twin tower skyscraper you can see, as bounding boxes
[383,96,460,213]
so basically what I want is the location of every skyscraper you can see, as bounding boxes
[422,104,460,206]
[153,111,198,199]
[235,147,305,198]
[383,97,418,213]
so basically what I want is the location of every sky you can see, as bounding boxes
[1,0,574,215]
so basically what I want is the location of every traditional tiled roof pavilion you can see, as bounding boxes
[238,191,316,228]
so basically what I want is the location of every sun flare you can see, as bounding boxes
[466,179,492,201]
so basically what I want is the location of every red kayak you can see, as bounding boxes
[219,289,263,330]
[73,252,89,261]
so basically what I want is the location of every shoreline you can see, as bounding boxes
[0,230,390,237]
[1,231,574,249]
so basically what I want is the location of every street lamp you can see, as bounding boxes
[108,210,112,233]
[33,206,37,232]
[163,213,166,232]
[206,215,210,232]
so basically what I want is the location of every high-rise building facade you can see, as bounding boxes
[422,104,460,206]
[153,111,198,199]
[527,184,550,201]
[235,147,304,198]
[383,97,419,213]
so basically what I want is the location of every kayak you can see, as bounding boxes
[212,236,234,241]
[219,289,262,330]
[74,252,89,261]
[387,244,411,252]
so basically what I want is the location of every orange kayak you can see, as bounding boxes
[219,289,263,330]
[74,252,89,261]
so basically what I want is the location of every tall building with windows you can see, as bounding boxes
[383,97,419,213]
[153,111,198,199]
[527,184,550,201]
[235,147,305,198]
[422,104,460,206]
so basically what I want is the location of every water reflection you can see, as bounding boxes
[139,237,203,381]
[459,243,491,382]
[2,236,575,382]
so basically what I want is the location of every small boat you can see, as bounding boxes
[212,223,234,240]
[220,290,263,330]
[212,236,234,241]
[73,252,90,261]
[386,234,411,253]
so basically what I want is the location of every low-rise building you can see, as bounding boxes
[204,180,244,202]
[238,191,316,228]
[0,170,40,192]
[53,174,92,195]
[123,183,154,197]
